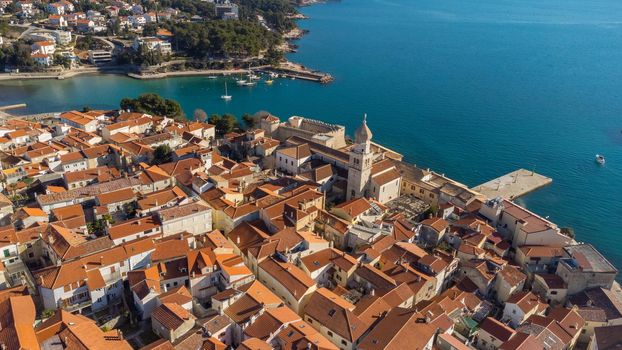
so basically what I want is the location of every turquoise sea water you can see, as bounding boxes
[1,0,622,270]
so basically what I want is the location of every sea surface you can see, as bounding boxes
[1,0,622,271]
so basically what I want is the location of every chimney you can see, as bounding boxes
[370,288,375,297]
[237,236,240,245]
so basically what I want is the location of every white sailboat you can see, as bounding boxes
[221,82,232,101]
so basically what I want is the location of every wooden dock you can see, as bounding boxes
[472,168,552,200]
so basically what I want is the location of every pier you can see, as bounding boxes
[472,168,552,200]
[0,104,27,111]
[260,62,334,84]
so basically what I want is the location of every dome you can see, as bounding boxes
[355,114,373,144]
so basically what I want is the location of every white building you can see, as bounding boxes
[133,37,172,55]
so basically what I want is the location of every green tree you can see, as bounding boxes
[241,113,259,130]
[143,23,159,37]
[54,54,71,69]
[168,20,280,59]
[265,44,283,66]
[108,19,121,36]
[135,44,163,66]
[120,93,185,121]
[123,202,138,218]
[208,113,238,135]
[0,42,35,69]
[87,215,114,236]
[193,108,208,122]
[153,144,173,164]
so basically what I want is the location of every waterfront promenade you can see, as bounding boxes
[472,168,552,200]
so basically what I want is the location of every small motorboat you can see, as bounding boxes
[236,79,247,86]
[265,79,273,85]
[206,76,217,80]
[596,154,605,165]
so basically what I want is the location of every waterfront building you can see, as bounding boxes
[88,49,113,65]
[556,244,617,295]
[260,114,347,149]
[133,36,172,56]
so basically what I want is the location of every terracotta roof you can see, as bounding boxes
[371,167,401,186]
[305,288,367,342]
[152,237,189,262]
[258,258,314,300]
[108,215,160,241]
[278,143,311,160]
[151,302,194,331]
[225,294,264,324]
[499,333,542,350]
[498,265,526,287]
[300,248,357,274]
[96,188,135,206]
[237,337,273,350]
[243,305,300,340]
[0,287,38,350]
[60,150,86,164]
[158,286,193,306]
[479,317,515,342]
[64,166,120,185]
[137,186,186,211]
[60,110,95,126]
[357,308,437,350]
[420,217,449,232]
[334,197,372,218]
[37,309,132,349]
[507,291,546,314]
[140,339,174,350]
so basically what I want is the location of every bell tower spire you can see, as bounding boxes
[347,114,374,201]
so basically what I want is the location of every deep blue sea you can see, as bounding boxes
[1,0,622,270]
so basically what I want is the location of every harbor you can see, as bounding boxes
[472,168,553,200]
[259,62,334,84]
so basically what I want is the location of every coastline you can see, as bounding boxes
[0,3,326,84]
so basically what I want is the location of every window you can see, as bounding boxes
[341,340,347,346]
[327,331,333,337]
[3,249,9,258]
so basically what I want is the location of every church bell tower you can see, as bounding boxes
[346,114,374,201]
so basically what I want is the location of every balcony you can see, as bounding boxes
[59,297,92,313]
